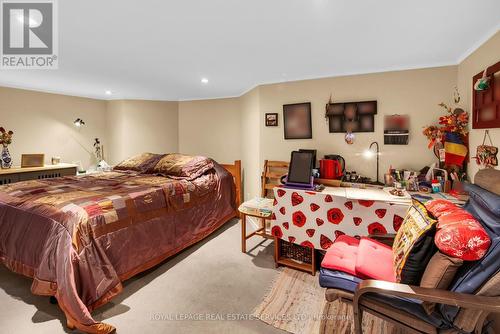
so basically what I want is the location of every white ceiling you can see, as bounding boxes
[1,0,499,101]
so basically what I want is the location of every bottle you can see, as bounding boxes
[432,179,441,193]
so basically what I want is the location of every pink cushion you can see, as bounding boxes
[355,237,396,282]
[321,235,361,277]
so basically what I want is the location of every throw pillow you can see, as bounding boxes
[393,199,438,285]
[420,251,463,314]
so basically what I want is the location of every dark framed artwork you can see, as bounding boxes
[283,102,312,139]
[472,60,500,129]
[325,100,377,133]
[265,113,278,126]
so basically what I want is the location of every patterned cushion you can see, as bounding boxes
[113,153,164,172]
[152,153,214,180]
[425,199,458,218]
[393,199,438,285]
[434,217,491,261]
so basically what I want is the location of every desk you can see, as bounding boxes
[270,186,411,251]
[0,163,78,185]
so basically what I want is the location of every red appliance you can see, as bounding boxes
[320,159,343,179]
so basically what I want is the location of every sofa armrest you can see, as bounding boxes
[353,280,500,313]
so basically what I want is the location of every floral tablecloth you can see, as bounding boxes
[270,187,411,250]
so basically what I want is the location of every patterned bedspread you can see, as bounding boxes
[0,165,235,332]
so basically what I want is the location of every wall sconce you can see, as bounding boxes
[363,141,381,185]
[73,118,85,127]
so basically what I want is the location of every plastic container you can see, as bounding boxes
[432,179,441,193]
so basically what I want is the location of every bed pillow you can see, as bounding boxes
[392,199,438,285]
[152,153,214,180]
[420,251,463,314]
[114,153,164,172]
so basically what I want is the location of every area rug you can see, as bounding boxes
[253,268,407,334]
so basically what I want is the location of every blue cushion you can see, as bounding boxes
[440,183,500,323]
[464,183,500,236]
[464,183,500,220]
[319,268,449,329]
[319,267,361,292]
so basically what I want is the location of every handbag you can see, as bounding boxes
[474,130,498,167]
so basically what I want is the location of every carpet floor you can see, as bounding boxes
[253,268,407,334]
[0,219,286,334]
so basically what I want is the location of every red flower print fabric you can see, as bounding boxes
[393,215,403,231]
[367,222,387,235]
[269,187,409,250]
[358,200,374,207]
[310,203,320,212]
[271,226,283,238]
[291,192,303,206]
[320,234,333,250]
[292,211,307,227]
[327,208,344,225]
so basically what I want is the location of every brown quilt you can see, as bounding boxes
[0,163,235,333]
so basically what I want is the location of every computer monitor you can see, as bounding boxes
[298,149,317,169]
[286,151,314,188]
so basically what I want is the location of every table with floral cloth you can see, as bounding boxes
[270,186,412,250]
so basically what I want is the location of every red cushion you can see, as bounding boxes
[435,218,491,261]
[321,235,361,277]
[437,210,476,227]
[425,199,459,217]
[355,237,396,282]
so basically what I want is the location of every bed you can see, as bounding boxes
[0,154,241,334]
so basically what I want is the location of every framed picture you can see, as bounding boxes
[265,113,278,126]
[283,102,312,139]
[325,100,377,133]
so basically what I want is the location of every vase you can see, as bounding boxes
[1,144,12,169]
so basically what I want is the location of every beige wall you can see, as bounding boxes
[258,66,458,183]
[0,31,497,190]
[240,87,261,200]
[106,100,179,165]
[178,98,241,163]
[457,30,500,179]
[0,87,107,169]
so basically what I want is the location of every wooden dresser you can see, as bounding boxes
[0,163,78,185]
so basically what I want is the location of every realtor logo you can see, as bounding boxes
[1,0,58,69]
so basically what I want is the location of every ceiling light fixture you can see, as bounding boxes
[201,78,209,84]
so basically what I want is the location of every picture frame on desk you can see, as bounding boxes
[21,154,44,168]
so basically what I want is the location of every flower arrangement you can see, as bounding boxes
[422,92,468,149]
[0,127,13,146]
[436,102,469,136]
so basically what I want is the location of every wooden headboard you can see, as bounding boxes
[220,160,242,215]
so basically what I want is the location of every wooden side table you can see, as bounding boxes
[239,211,274,253]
